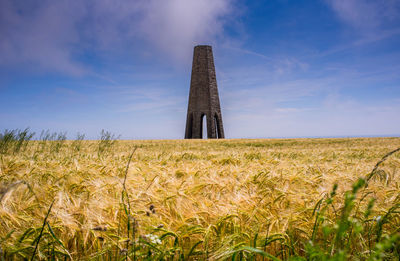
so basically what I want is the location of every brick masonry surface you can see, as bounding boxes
[185,45,225,139]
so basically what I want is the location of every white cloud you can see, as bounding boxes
[0,1,87,75]
[218,61,400,138]
[107,86,186,113]
[139,0,233,62]
[0,0,236,74]
[327,0,400,32]
[224,96,400,138]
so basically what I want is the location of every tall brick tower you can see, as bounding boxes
[185,45,225,139]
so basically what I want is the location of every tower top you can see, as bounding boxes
[194,45,212,48]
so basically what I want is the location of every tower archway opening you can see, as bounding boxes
[201,114,207,139]
[214,114,220,138]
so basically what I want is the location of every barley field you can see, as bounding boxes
[0,133,400,260]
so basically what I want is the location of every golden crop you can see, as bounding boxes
[0,138,399,260]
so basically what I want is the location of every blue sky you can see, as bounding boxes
[1,0,399,139]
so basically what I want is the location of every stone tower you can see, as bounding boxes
[185,45,225,139]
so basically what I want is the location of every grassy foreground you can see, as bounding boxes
[0,136,400,260]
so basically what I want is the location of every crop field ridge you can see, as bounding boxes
[0,136,399,260]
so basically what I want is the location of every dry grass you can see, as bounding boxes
[0,138,399,260]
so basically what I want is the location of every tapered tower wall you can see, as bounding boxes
[185,45,225,139]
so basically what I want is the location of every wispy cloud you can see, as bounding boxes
[225,94,400,138]
[327,0,400,32]
[219,60,400,138]
[221,45,309,75]
[0,1,87,75]
[316,28,400,58]
[0,0,236,74]
[139,0,234,62]
[107,86,186,113]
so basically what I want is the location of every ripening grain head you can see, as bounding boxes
[0,137,399,259]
